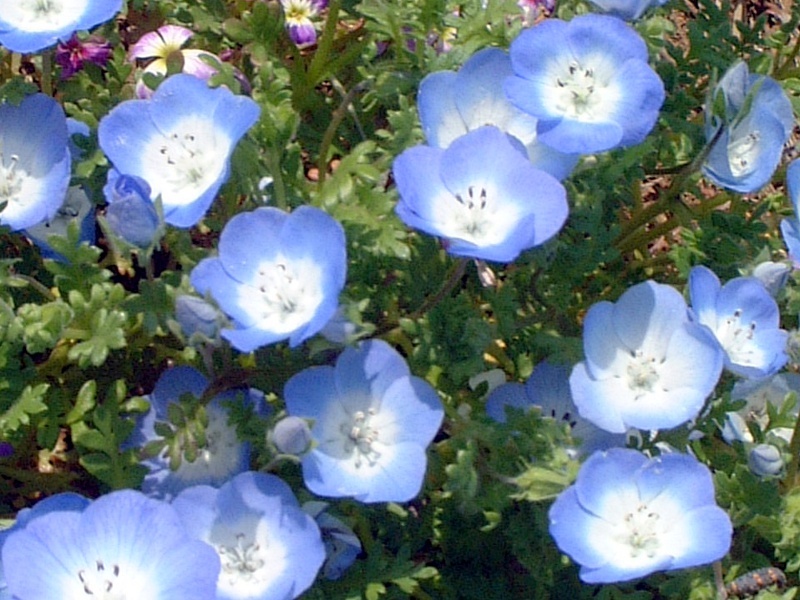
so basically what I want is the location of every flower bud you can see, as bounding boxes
[748,443,784,478]
[271,416,312,455]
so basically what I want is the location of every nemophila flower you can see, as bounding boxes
[102,171,161,249]
[418,47,578,180]
[0,0,122,54]
[752,261,790,297]
[569,280,723,434]
[281,0,326,47]
[303,501,362,580]
[393,126,569,262]
[284,339,444,503]
[129,25,223,99]
[781,159,800,266]
[24,186,95,261]
[190,206,347,352]
[175,295,224,343]
[172,471,325,600]
[703,62,793,193]
[0,492,90,599]
[486,361,626,457]
[98,73,260,228]
[689,265,788,379]
[55,33,112,79]
[504,14,665,154]
[549,448,732,584]
[588,0,668,21]
[2,489,220,599]
[127,366,268,498]
[0,93,70,232]
[270,416,313,455]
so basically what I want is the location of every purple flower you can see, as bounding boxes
[55,33,112,78]
[2,489,220,598]
[549,448,732,583]
[190,206,347,352]
[172,472,326,599]
[393,126,569,262]
[284,339,444,503]
[281,0,323,47]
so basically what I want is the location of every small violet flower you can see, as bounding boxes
[569,280,723,433]
[2,489,220,599]
[688,265,788,379]
[129,25,224,99]
[127,366,268,499]
[504,14,665,154]
[98,73,260,228]
[588,0,668,21]
[0,93,71,232]
[703,62,794,193]
[55,33,112,79]
[393,126,569,263]
[0,0,122,54]
[486,361,626,457]
[780,159,800,266]
[284,339,444,503]
[418,47,578,180]
[190,206,347,352]
[103,171,161,249]
[549,448,732,583]
[281,0,327,47]
[172,471,326,600]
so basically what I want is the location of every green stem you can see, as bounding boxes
[784,397,800,488]
[307,0,341,86]
[409,258,467,321]
[10,274,56,301]
[316,80,368,187]
[614,124,726,250]
[264,147,288,210]
[774,31,800,80]
[41,50,53,96]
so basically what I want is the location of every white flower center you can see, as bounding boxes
[170,406,242,485]
[241,256,325,335]
[283,0,317,24]
[212,520,288,596]
[73,559,155,599]
[0,154,24,204]
[716,308,757,365]
[617,503,661,558]
[545,57,621,123]
[341,409,381,468]
[434,184,520,246]
[626,350,660,395]
[141,117,228,209]
[727,130,761,178]
[5,0,86,31]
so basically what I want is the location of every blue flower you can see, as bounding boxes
[393,126,568,262]
[549,448,732,583]
[688,265,788,379]
[103,171,161,248]
[504,14,665,154]
[24,185,95,261]
[0,1,122,53]
[569,280,723,433]
[418,47,578,180]
[2,489,220,598]
[0,492,90,599]
[703,62,793,193]
[175,295,224,343]
[780,159,800,265]
[190,206,347,352]
[172,471,325,600]
[284,339,444,503]
[127,366,268,498]
[588,0,668,21]
[0,93,71,232]
[303,501,362,580]
[486,361,626,457]
[98,74,260,228]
